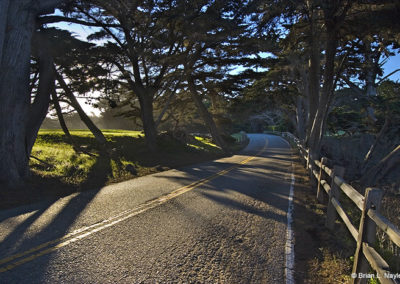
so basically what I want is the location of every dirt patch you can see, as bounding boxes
[292,157,354,283]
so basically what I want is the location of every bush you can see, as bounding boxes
[221,134,236,145]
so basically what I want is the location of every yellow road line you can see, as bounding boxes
[0,137,268,273]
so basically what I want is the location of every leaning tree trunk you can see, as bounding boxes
[362,117,390,170]
[187,75,228,153]
[137,90,158,152]
[51,90,95,157]
[155,81,180,129]
[51,89,75,145]
[360,145,400,186]
[55,71,107,147]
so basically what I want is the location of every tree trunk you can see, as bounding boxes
[55,71,107,146]
[308,22,338,156]
[364,39,379,124]
[363,117,390,170]
[26,31,55,156]
[187,75,228,152]
[0,0,64,185]
[0,1,36,183]
[0,0,10,63]
[306,3,321,143]
[51,89,74,144]
[360,145,400,186]
[295,96,306,140]
[155,89,176,129]
[364,40,379,98]
[297,63,310,137]
[137,90,158,151]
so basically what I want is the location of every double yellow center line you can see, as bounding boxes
[0,138,268,273]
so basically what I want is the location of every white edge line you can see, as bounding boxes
[279,135,295,284]
[285,164,295,284]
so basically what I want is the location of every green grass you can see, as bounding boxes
[0,129,247,209]
[187,136,222,152]
[28,129,239,192]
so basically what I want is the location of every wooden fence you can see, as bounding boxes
[282,132,400,284]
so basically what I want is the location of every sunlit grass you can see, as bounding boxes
[38,129,143,140]
[187,136,222,152]
[30,129,230,188]
[31,139,97,185]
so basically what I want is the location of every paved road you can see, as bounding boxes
[0,134,294,283]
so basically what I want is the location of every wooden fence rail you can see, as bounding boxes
[281,132,400,284]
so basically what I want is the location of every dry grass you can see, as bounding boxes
[292,159,354,283]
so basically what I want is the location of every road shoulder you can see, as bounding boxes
[291,157,353,283]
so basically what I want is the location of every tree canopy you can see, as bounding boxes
[1,0,400,185]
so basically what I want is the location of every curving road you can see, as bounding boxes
[0,134,294,283]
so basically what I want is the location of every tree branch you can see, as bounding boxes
[340,76,363,96]
[77,6,126,49]
[38,15,120,27]
[378,68,400,84]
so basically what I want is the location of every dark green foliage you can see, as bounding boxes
[377,80,400,116]
[327,106,364,135]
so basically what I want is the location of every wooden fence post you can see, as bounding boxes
[316,157,328,203]
[351,187,383,284]
[309,153,317,187]
[326,165,345,230]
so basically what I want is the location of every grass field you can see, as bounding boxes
[0,129,248,209]
[30,129,229,185]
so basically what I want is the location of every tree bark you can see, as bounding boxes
[0,1,37,183]
[0,0,66,185]
[137,90,158,151]
[155,86,177,129]
[308,9,340,157]
[362,117,390,170]
[306,2,320,142]
[51,89,74,144]
[360,145,400,186]
[296,62,310,137]
[0,0,10,63]
[26,31,55,156]
[308,35,337,155]
[55,71,107,146]
[187,75,228,152]
[364,39,379,98]
[295,96,306,140]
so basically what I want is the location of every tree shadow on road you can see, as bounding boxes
[0,153,113,281]
[156,193,286,282]
[155,146,295,217]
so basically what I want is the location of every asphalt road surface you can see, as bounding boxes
[0,134,294,283]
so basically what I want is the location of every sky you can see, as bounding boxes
[381,53,400,81]
[50,20,400,117]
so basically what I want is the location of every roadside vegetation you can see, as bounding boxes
[0,129,246,210]
[284,132,400,283]
[1,0,400,282]
[294,165,400,283]
[292,160,353,283]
